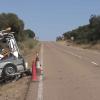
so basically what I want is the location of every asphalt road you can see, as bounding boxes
[26,42,100,100]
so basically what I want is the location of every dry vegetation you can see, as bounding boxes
[57,40,100,52]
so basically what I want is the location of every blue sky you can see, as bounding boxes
[0,0,100,40]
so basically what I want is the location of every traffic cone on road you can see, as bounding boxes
[40,66,45,80]
[32,60,37,81]
[36,54,41,75]
[35,53,45,80]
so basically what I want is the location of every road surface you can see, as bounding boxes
[26,42,100,100]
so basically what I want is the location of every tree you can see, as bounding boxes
[56,36,62,41]
[23,29,35,39]
[59,15,100,44]
[0,13,24,41]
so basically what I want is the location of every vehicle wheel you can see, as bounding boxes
[25,69,32,76]
[3,64,17,77]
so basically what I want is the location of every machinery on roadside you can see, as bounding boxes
[0,28,31,81]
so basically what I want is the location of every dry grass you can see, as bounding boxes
[18,39,41,67]
[18,39,39,55]
[57,41,66,45]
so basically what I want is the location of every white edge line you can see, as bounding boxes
[67,51,82,59]
[37,44,43,100]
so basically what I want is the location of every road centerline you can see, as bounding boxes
[91,61,98,66]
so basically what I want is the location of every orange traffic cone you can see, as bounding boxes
[32,60,37,81]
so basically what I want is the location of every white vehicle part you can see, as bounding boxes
[0,32,8,37]
[17,65,25,71]
[0,54,4,60]
[8,38,19,58]
[25,62,28,69]
[13,51,18,58]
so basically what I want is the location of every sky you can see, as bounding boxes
[0,0,100,41]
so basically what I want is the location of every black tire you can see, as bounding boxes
[25,69,32,76]
[3,64,17,77]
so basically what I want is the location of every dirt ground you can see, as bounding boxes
[0,43,40,100]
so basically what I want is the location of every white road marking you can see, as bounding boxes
[37,76,43,100]
[67,51,82,59]
[37,44,43,100]
[66,51,100,66]
[91,61,98,66]
[58,43,100,66]
[71,53,82,59]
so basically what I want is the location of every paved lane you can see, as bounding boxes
[43,42,100,100]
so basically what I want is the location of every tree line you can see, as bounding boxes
[57,15,100,44]
[0,13,35,41]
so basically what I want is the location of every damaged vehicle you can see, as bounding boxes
[0,28,31,80]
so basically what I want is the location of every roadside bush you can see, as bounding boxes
[18,39,38,55]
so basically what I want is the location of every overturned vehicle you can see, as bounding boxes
[0,28,31,80]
